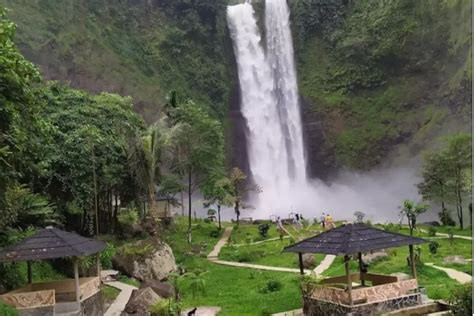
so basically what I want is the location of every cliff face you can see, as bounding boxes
[2,0,471,177]
[291,0,471,175]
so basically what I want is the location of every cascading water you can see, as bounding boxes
[227,0,309,215]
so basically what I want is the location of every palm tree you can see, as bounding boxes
[128,117,181,232]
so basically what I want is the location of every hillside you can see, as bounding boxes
[1,0,471,177]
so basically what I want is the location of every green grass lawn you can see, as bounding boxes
[219,238,325,269]
[419,225,473,237]
[322,244,465,300]
[101,285,120,301]
[179,258,302,316]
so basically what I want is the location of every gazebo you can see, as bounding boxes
[0,227,106,315]
[284,223,428,316]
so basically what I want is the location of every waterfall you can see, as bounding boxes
[227,0,308,215]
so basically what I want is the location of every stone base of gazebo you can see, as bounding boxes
[303,293,421,316]
[0,277,102,316]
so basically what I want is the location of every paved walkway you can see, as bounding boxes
[211,259,313,274]
[313,255,336,275]
[425,263,472,284]
[104,281,139,316]
[233,236,290,247]
[208,226,234,259]
[418,229,472,240]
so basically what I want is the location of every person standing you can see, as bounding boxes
[320,213,326,229]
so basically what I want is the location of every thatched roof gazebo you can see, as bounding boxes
[0,228,106,315]
[284,223,428,315]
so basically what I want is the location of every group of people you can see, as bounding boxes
[320,213,335,230]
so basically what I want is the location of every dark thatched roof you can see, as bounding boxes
[0,228,106,262]
[284,223,427,255]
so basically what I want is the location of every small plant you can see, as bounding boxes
[428,226,437,237]
[447,228,455,245]
[117,208,139,226]
[183,270,208,298]
[449,283,472,315]
[428,241,439,255]
[150,298,182,316]
[203,218,211,224]
[0,302,18,316]
[259,280,283,293]
[209,230,220,238]
[258,223,270,238]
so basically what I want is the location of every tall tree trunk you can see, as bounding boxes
[408,216,413,236]
[187,169,192,243]
[235,201,240,227]
[180,191,185,216]
[217,204,221,230]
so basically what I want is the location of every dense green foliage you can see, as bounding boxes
[293,0,471,169]
[0,0,232,122]
[418,133,472,228]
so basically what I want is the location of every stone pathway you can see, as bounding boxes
[313,255,336,275]
[211,259,313,274]
[104,281,139,316]
[271,308,303,316]
[207,225,335,276]
[207,226,233,259]
[233,236,290,247]
[418,229,472,240]
[425,263,472,284]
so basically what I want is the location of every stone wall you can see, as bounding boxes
[304,293,421,316]
[18,306,54,316]
[81,291,103,316]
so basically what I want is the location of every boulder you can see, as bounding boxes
[362,251,388,264]
[113,240,177,281]
[443,255,468,265]
[123,287,163,315]
[101,269,119,282]
[141,279,175,299]
[390,272,411,281]
[180,306,221,316]
[302,253,315,269]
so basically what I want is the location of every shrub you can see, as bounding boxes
[449,283,472,315]
[0,302,17,316]
[354,211,366,223]
[438,209,456,226]
[100,243,116,269]
[203,218,211,224]
[117,208,139,226]
[258,223,270,238]
[259,280,283,293]
[209,230,220,238]
[428,226,437,237]
[428,241,439,255]
[150,298,182,316]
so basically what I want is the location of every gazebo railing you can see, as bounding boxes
[0,276,100,309]
[0,288,55,309]
[307,274,418,305]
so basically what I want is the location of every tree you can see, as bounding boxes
[202,175,234,230]
[418,133,472,229]
[168,100,225,242]
[228,168,261,226]
[353,211,366,223]
[128,118,181,233]
[400,200,427,236]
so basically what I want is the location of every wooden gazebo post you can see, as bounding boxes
[298,252,304,275]
[357,252,365,286]
[73,257,81,304]
[344,255,353,306]
[27,261,32,284]
[408,244,417,279]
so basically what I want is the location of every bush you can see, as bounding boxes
[259,280,283,293]
[428,226,437,237]
[209,230,220,238]
[117,208,139,226]
[203,218,211,224]
[258,223,270,239]
[0,302,17,316]
[428,241,439,255]
[100,243,116,269]
[449,283,472,315]
[438,209,456,226]
[150,298,181,316]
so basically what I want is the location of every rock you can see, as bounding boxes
[113,240,177,281]
[362,251,388,264]
[422,221,440,227]
[141,279,175,299]
[390,272,411,281]
[302,253,315,269]
[443,255,468,265]
[101,269,119,282]
[180,306,221,316]
[123,287,163,315]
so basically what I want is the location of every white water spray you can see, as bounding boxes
[227,1,423,222]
